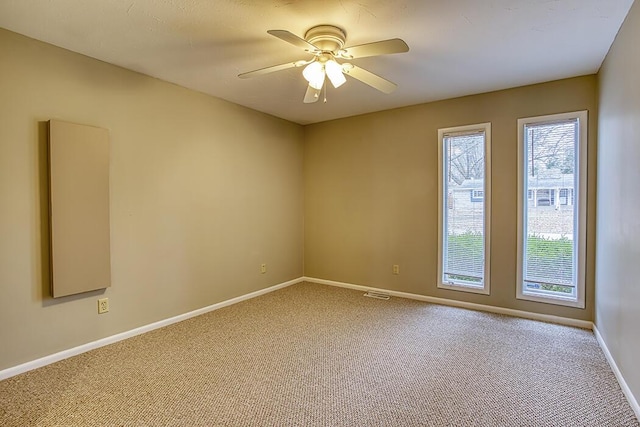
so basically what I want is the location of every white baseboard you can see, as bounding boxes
[0,277,304,381]
[303,276,593,329]
[593,325,640,421]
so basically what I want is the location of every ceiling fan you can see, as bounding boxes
[238,25,409,103]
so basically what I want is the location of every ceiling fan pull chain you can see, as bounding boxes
[323,82,327,103]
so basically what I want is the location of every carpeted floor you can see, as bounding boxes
[0,282,637,426]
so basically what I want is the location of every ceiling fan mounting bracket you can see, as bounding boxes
[305,25,346,52]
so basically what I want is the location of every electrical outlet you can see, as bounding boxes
[261,263,267,274]
[98,298,109,314]
[393,264,400,275]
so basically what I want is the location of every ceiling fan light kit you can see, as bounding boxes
[238,25,409,104]
[302,56,346,90]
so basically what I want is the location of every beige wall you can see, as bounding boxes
[304,76,597,321]
[0,23,615,374]
[596,0,640,409]
[0,29,304,371]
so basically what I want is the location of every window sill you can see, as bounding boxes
[516,291,585,309]
[438,282,490,295]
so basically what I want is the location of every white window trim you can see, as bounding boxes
[437,123,491,295]
[516,111,587,308]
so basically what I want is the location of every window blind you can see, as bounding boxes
[443,132,486,286]
[523,119,578,295]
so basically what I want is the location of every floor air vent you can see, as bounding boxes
[363,291,390,300]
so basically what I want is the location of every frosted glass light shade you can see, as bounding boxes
[325,60,346,88]
[303,62,325,90]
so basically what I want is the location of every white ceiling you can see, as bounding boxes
[0,0,634,125]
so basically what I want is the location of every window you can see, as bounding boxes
[559,188,574,206]
[517,111,587,308]
[536,189,554,206]
[438,123,491,294]
[470,190,484,202]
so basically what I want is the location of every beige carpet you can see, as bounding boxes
[0,282,637,426]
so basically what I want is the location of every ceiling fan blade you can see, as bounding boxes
[303,85,321,103]
[339,38,409,59]
[342,64,397,94]
[238,60,310,79]
[267,30,320,52]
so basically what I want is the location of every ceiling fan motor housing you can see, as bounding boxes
[305,25,346,52]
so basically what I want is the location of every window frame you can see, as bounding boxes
[437,122,491,295]
[516,111,587,308]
